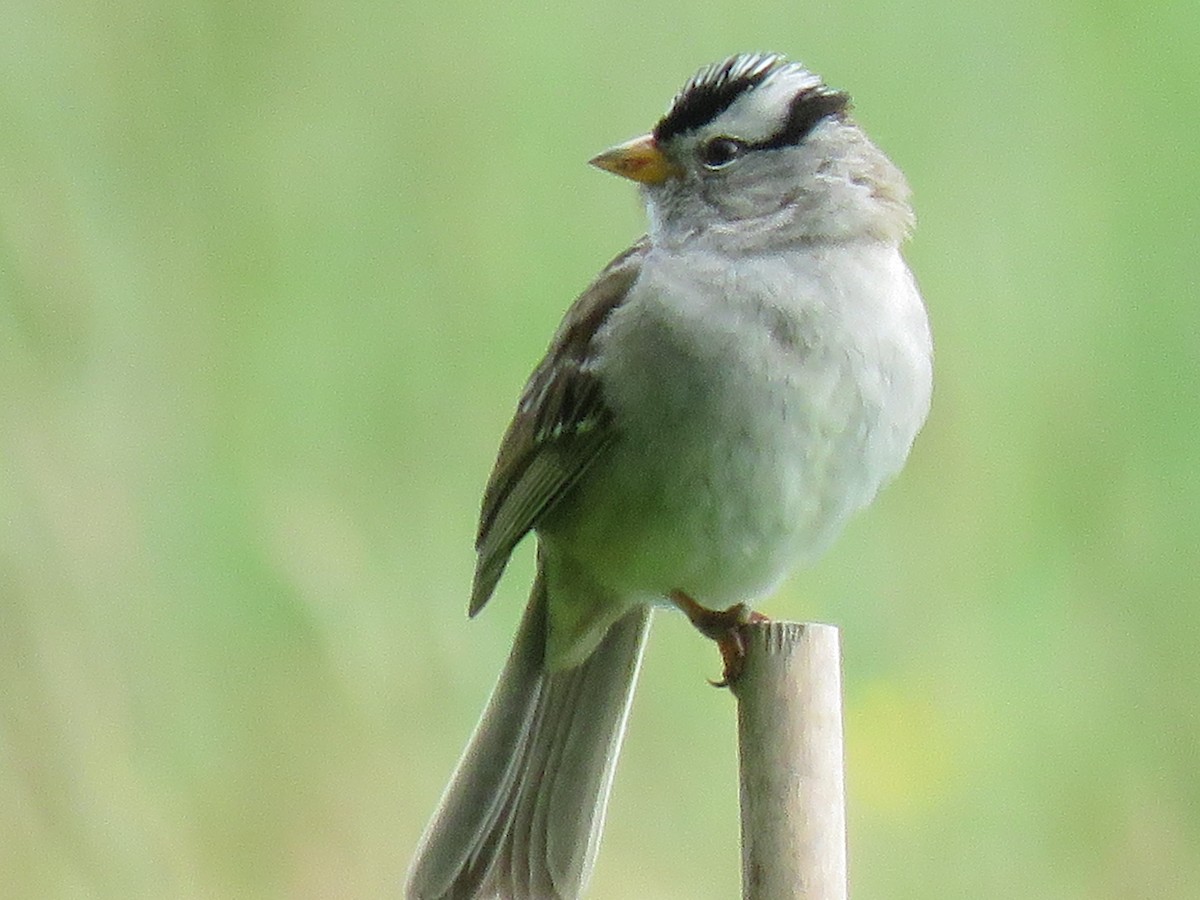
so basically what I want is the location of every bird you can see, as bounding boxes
[406,52,933,900]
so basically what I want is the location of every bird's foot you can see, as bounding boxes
[669,591,770,687]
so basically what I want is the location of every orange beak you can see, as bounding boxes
[589,134,682,184]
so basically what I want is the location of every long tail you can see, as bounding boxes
[406,572,652,900]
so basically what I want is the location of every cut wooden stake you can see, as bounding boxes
[732,622,847,900]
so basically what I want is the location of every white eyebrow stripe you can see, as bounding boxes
[707,66,824,143]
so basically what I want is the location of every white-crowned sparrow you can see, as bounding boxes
[407,53,932,900]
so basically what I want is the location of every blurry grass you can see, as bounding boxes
[2,0,1200,897]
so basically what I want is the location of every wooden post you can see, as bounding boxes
[732,622,847,900]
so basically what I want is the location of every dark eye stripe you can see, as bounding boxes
[751,88,850,151]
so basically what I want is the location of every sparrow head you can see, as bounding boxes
[590,53,914,250]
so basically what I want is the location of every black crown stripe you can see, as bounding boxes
[653,54,784,143]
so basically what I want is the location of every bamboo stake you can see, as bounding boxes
[732,622,847,900]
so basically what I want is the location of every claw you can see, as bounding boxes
[669,592,770,687]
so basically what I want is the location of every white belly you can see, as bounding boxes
[540,243,932,607]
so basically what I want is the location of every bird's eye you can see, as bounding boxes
[699,137,746,170]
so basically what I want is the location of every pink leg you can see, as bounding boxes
[669,591,770,687]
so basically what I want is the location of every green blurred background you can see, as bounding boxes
[2,1,1198,897]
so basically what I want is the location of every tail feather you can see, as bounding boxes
[407,572,652,900]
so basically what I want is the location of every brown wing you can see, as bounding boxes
[469,239,648,616]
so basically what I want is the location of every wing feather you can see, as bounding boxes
[469,240,648,615]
